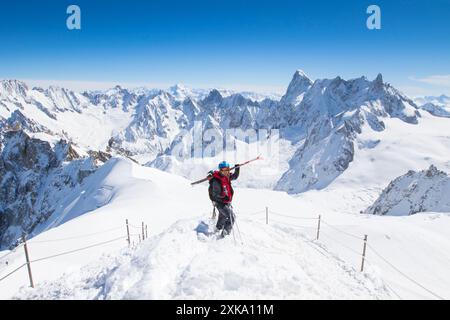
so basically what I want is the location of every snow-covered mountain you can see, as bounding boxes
[0,72,438,188]
[365,165,450,216]
[274,73,420,193]
[0,71,423,184]
[414,94,450,107]
[2,71,450,248]
[149,71,428,195]
[414,95,450,118]
[0,128,109,249]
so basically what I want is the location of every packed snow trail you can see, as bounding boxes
[15,217,391,299]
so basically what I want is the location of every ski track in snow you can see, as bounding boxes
[15,218,391,300]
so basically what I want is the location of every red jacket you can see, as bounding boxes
[209,167,240,204]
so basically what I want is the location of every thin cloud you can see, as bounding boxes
[410,75,450,87]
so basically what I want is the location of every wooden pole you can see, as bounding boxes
[316,215,321,240]
[126,219,130,247]
[22,234,34,288]
[145,225,148,239]
[361,234,368,272]
[266,207,269,225]
[142,222,145,240]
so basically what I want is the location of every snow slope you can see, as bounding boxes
[1,158,449,300]
[0,158,209,298]
[15,218,389,300]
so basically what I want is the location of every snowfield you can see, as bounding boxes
[1,158,449,300]
[15,218,390,300]
[1,73,450,300]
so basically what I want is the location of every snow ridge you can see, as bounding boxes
[365,165,450,216]
[15,218,391,300]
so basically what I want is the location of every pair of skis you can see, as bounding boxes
[190,155,263,186]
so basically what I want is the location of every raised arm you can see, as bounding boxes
[230,165,240,181]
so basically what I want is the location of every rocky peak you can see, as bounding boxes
[374,73,383,84]
[87,150,112,164]
[54,139,81,162]
[2,110,52,134]
[202,89,223,106]
[280,70,313,106]
[365,165,450,215]
[424,164,444,178]
[0,131,101,249]
[370,73,384,92]
[1,130,57,171]
[0,80,29,98]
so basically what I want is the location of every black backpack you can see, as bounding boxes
[207,171,216,202]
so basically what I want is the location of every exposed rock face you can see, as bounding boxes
[87,150,112,164]
[0,130,97,249]
[364,165,450,216]
[0,110,53,134]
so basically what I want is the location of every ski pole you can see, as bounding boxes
[234,214,244,245]
[230,205,244,245]
[229,209,244,246]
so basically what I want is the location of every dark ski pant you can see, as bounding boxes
[215,204,235,234]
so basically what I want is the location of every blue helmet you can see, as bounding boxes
[218,161,230,169]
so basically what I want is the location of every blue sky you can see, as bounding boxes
[0,0,449,96]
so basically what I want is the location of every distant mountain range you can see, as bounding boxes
[1,70,450,248]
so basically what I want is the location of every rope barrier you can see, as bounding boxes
[269,210,318,220]
[231,208,445,300]
[321,220,364,240]
[0,243,25,263]
[30,226,124,244]
[30,237,126,264]
[319,232,363,257]
[0,209,443,301]
[269,218,317,230]
[366,243,445,300]
[259,208,443,300]
[0,263,26,283]
[239,210,265,216]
